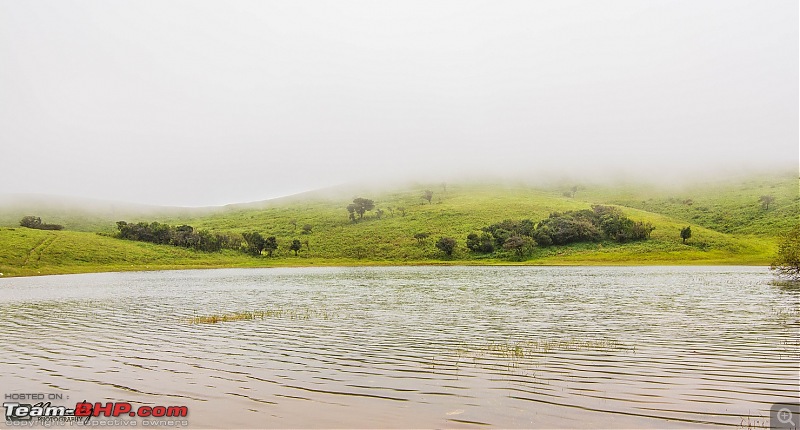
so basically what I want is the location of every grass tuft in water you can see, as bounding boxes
[189,308,339,324]
[457,338,633,361]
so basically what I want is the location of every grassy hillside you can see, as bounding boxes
[0,174,795,277]
[0,228,256,277]
[571,174,799,235]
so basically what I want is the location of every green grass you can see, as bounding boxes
[571,174,799,236]
[0,173,796,277]
[0,228,254,277]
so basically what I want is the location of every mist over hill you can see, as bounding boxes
[1,170,796,233]
[0,194,220,232]
[0,172,796,277]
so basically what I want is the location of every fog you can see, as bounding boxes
[1,1,797,206]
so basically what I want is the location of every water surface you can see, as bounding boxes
[0,266,797,428]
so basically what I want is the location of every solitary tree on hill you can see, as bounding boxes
[680,226,692,244]
[348,198,375,220]
[435,237,457,256]
[290,239,302,256]
[563,186,579,198]
[423,190,433,204]
[759,195,775,210]
[264,236,278,257]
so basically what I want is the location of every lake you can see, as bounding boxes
[0,266,797,428]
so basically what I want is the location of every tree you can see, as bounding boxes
[264,236,278,257]
[290,239,302,256]
[466,233,494,253]
[172,224,194,247]
[771,225,800,281]
[150,222,171,244]
[397,207,407,217]
[759,195,775,210]
[346,204,356,222]
[242,232,266,256]
[532,228,553,246]
[20,216,42,229]
[491,228,511,247]
[289,219,297,232]
[629,221,656,241]
[414,232,429,244]
[503,235,535,258]
[301,224,313,234]
[423,190,433,204]
[680,226,692,244]
[435,237,457,256]
[349,198,374,219]
[195,230,222,252]
[563,186,578,198]
[375,208,384,219]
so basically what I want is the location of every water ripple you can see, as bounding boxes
[0,266,796,428]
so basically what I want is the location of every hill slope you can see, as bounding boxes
[572,174,799,235]
[0,194,218,232]
[1,174,794,277]
[0,228,254,277]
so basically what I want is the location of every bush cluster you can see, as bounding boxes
[20,216,64,231]
[115,221,240,252]
[469,205,654,253]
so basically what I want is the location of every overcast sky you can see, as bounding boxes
[1,1,797,206]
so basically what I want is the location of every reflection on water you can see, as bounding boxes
[0,266,797,428]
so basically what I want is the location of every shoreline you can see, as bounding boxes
[0,258,772,279]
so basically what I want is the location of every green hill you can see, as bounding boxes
[0,173,796,277]
[572,174,799,236]
[0,228,254,277]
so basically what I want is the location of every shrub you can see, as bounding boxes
[435,237,457,256]
[771,225,800,281]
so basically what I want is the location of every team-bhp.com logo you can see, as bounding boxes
[4,401,188,426]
